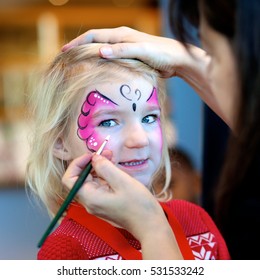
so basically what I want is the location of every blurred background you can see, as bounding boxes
[0,0,228,259]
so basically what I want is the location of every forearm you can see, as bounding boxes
[175,44,231,127]
[174,45,223,121]
[133,210,183,260]
[140,225,183,260]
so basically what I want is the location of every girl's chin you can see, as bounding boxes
[131,176,153,189]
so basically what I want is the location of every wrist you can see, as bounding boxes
[138,212,183,260]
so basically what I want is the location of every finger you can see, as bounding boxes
[62,27,129,51]
[66,149,111,176]
[86,27,131,43]
[62,153,92,188]
[99,149,113,160]
[61,29,109,51]
[97,43,148,60]
[61,26,146,52]
[91,154,141,191]
[69,153,93,172]
[62,150,113,188]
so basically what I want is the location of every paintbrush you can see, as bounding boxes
[37,135,110,248]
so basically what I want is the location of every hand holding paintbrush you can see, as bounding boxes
[37,135,110,248]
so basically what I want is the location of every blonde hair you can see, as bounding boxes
[26,44,171,216]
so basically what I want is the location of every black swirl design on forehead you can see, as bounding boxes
[120,84,142,112]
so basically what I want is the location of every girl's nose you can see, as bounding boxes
[124,123,149,148]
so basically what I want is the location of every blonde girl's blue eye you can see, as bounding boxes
[98,119,117,127]
[142,114,158,124]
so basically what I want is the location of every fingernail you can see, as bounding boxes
[61,44,75,52]
[100,47,114,58]
[85,34,94,43]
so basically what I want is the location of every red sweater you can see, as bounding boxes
[38,199,230,260]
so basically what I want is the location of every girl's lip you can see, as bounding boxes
[118,159,148,168]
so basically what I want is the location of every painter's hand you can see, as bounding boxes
[62,26,190,79]
[63,153,183,259]
[62,153,164,241]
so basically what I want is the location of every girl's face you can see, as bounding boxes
[66,75,163,187]
[199,13,239,128]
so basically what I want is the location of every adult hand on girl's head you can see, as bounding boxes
[61,26,188,79]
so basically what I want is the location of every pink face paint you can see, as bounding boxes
[77,90,117,152]
[146,87,159,105]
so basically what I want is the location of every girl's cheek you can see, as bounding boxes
[86,130,104,152]
[152,127,163,154]
[157,128,163,154]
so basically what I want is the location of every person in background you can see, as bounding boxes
[61,0,260,259]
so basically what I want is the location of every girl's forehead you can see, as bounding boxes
[76,79,159,119]
[85,78,156,101]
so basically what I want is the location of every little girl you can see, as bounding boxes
[26,44,229,260]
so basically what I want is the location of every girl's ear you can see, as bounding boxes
[53,137,72,161]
